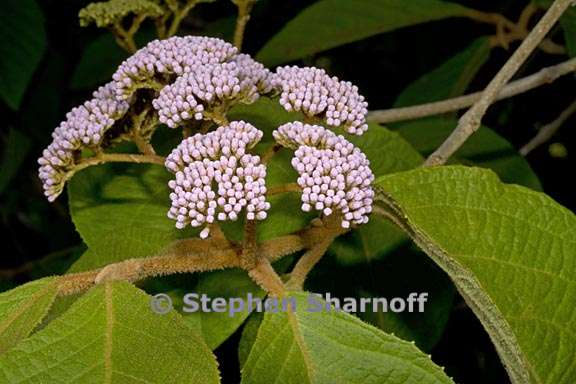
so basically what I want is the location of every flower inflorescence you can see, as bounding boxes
[274,122,374,228]
[112,36,239,100]
[274,66,369,135]
[38,82,130,201]
[166,121,269,237]
[39,35,374,235]
[153,60,270,128]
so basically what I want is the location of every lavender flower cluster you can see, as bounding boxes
[153,60,266,128]
[274,122,374,228]
[274,66,369,135]
[165,121,270,237]
[38,82,129,201]
[112,36,239,100]
[39,34,375,233]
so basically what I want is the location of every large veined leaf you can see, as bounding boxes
[256,0,474,66]
[0,282,220,383]
[373,166,576,384]
[241,292,453,383]
[68,163,193,270]
[0,0,46,110]
[0,277,59,354]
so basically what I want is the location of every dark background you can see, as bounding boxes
[1,0,574,383]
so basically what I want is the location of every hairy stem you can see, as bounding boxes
[367,57,576,124]
[248,258,286,297]
[56,232,307,297]
[425,0,573,167]
[520,98,576,155]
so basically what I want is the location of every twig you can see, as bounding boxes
[520,98,576,155]
[367,57,576,124]
[425,0,573,167]
[232,0,256,50]
[167,0,199,37]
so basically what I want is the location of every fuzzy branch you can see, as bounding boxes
[55,220,340,297]
[424,0,575,166]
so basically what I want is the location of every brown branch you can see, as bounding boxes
[520,98,576,155]
[367,57,576,125]
[425,0,574,167]
[55,229,309,297]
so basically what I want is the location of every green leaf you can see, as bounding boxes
[242,292,453,383]
[393,117,542,190]
[256,0,473,66]
[0,0,46,109]
[68,163,193,271]
[238,312,263,368]
[0,281,220,383]
[374,166,576,383]
[180,269,265,349]
[0,128,31,194]
[0,278,59,354]
[393,38,491,107]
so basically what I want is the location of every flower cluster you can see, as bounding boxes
[39,34,375,233]
[274,66,369,135]
[166,121,269,237]
[38,82,130,201]
[274,122,374,228]
[153,60,268,128]
[112,36,238,100]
